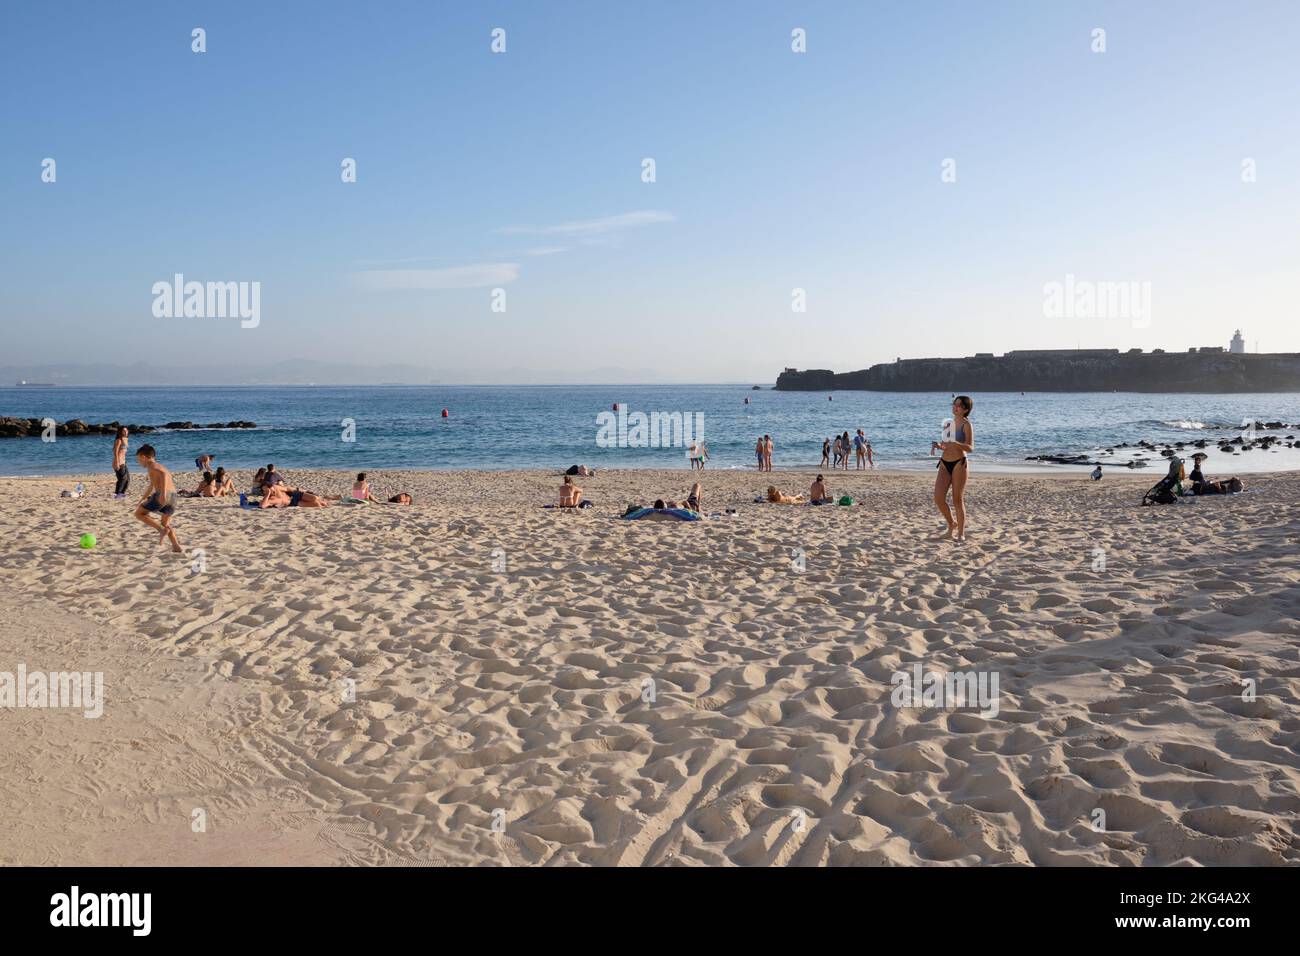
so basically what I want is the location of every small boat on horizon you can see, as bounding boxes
[15,381,56,387]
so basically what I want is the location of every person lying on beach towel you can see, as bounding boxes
[766,485,805,504]
[260,486,332,508]
[388,493,413,504]
[685,482,703,513]
[1192,476,1245,496]
[1182,453,1245,496]
[621,500,701,521]
[181,471,214,497]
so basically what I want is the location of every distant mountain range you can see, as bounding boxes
[1,360,670,387]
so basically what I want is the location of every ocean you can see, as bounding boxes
[3,385,1299,477]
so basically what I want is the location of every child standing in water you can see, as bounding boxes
[932,396,974,541]
[134,444,183,552]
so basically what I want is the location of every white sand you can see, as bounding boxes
[1,466,1297,865]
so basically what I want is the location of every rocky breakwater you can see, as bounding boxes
[1026,422,1298,467]
[0,417,256,438]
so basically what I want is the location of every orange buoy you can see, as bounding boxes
[441,408,449,418]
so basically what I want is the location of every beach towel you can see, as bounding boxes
[238,493,260,510]
[621,507,701,521]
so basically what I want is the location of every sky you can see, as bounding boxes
[2,1,1298,383]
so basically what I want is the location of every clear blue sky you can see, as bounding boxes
[3,1,1297,382]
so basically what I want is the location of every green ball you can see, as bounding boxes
[78,533,97,549]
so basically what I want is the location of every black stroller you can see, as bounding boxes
[1141,456,1184,506]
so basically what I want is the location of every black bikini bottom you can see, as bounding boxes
[938,457,966,475]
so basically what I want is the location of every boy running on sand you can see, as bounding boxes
[134,444,183,552]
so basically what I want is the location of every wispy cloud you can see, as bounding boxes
[354,263,519,290]
[525,246,567,256]
[498,210,675,238]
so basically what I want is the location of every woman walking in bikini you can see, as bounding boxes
[932,395,974,541]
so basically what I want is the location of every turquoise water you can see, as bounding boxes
[2,385,1298,476]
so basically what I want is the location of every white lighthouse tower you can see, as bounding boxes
[1230,329,1245,354]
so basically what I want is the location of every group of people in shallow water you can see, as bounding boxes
[821,430,874,470]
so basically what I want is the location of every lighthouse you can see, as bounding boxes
[1230,329,1245,354]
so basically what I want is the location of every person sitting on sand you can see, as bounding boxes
[560,475,583,508]
[250,467,267,496]
[209,467,235,497]
[260,485,331,508]
[1091,463,1103,481]
[351,472,377,502]
[388,492,413,504]
[810,474,830,504]
[134,444,183,552]
[1188,454,1207,485]
[767,485,805,504]
[261,464,283,492]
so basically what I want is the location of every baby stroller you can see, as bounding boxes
[1141,456,1184,505]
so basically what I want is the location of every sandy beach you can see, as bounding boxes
[2,465,1298,866]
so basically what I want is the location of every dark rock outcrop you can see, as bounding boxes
[776,349,1300,392]
[0,417,255,438]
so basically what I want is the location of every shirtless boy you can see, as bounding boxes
[134,444,183,552]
